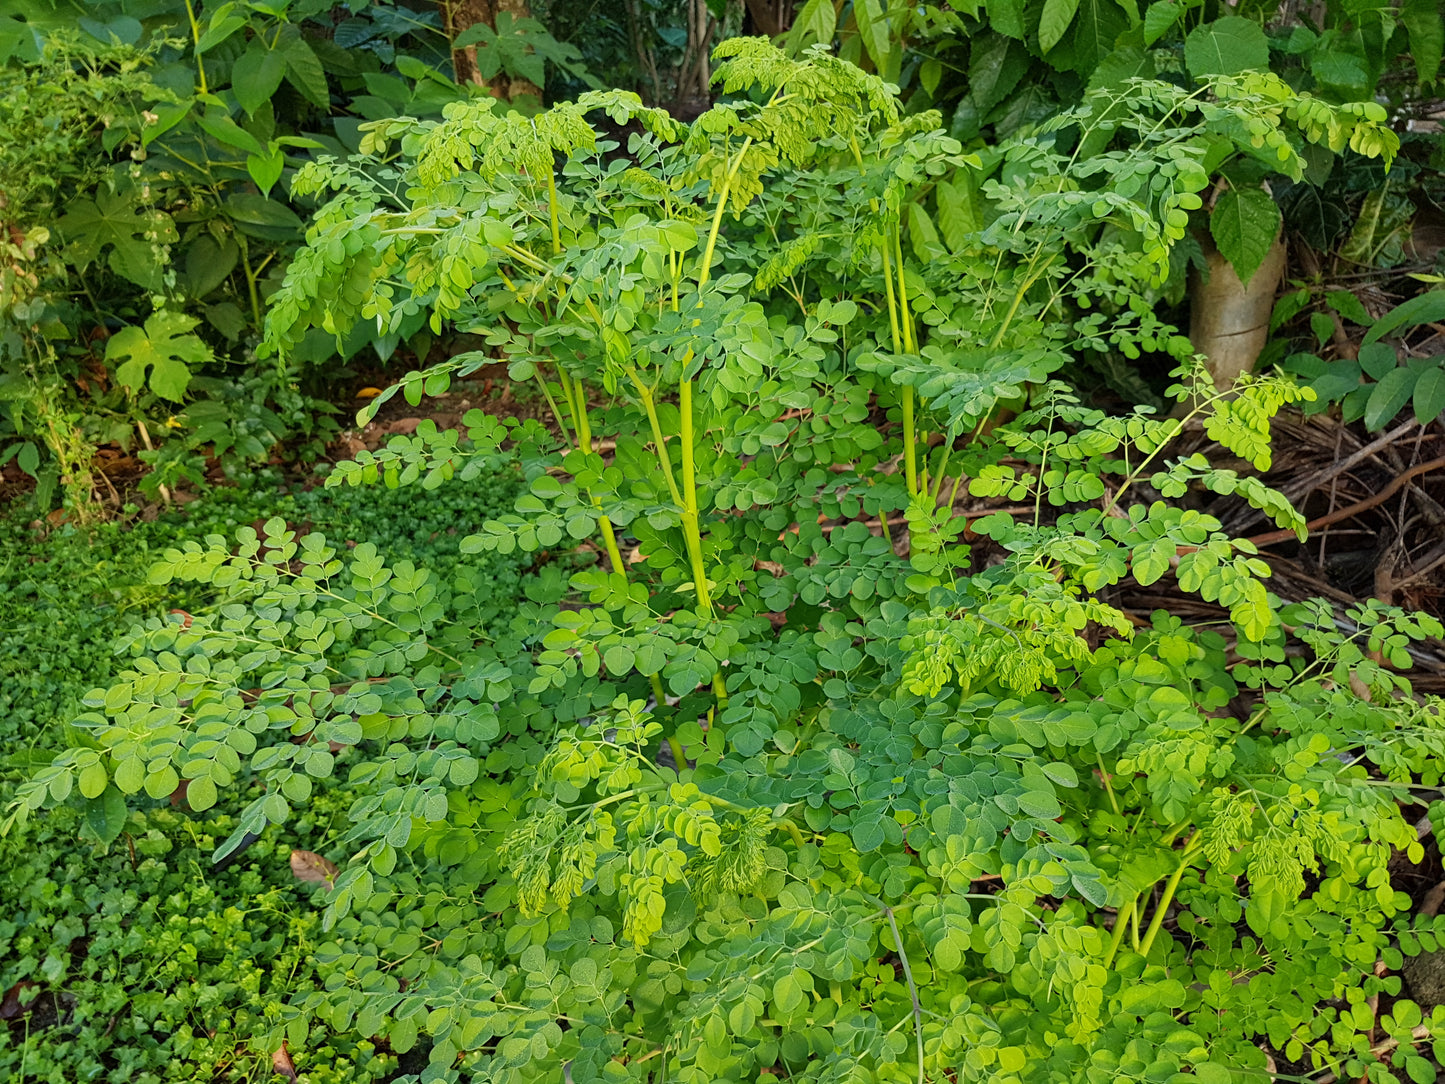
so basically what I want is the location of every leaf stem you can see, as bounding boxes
[882,905,926,1084]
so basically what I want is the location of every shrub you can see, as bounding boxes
[12,41,1445,1084]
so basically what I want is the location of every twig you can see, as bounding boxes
[1249,454,1445,547]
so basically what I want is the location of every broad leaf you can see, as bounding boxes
[936,177,981,251]
[1184,16,1269,79]
[1210,185,1280,286]
[232,40,286,116]
[1404,0,1444,83]
[247,146,285,196]
[1362,291,1445,345]
[1357,342,1397,381]
[986,0,1026,39]
[106,311,212,401]
[787,0,836,51]
[1039,0,1080,54]
[1363,367,1416,432]
[969,32,1028,113]
[1413,364,1445,425]
[282,35,329,106]
[853,0,895,79]
[1142,0,1180,45]
[56,187,179,291]
[79,785,128,844]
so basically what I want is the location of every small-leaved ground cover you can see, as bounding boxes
[0,462,528,1082]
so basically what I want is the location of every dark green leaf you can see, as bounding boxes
[1363,292,1445,345]
[1210,186,1280,286]
[1413,364,1445,425]
[1363,367,1416,431]
[232,41,286,116]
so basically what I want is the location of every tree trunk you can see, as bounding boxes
[437,0,540,101]
[744,0,795,36]
[1189,227,1288,392]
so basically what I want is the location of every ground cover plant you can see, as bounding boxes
[10,36,1445,1084]
[0,463,529,1081]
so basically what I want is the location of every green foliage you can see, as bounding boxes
[0,456,528,1080]
[0,2,482,509]
[786,0,1425,297]
[0,797,395,1084]
[1282,290,1445,430]
[18,41,1445,1084]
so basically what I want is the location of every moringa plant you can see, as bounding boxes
[12,39,1445,1084]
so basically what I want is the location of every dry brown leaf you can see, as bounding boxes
[273,1042,298,1081]
[1349,671,1373,701]
[289,849,338,889]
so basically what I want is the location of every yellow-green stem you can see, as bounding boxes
[990,257,1054,349]
[695,136,752,289]
[1097,754,1121,816]
[677,378,713,619]
[891,226,922,501]
[1138,836,1201,957]
[546,170,562,256]
[183,0,208,94]
[667,736,687,768]
[1101,895,1137,969]
[901,390,918,499]
[561,372,629,578]
[627,368,684,507]
[678,379,730,709]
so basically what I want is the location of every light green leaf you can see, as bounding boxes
[196,10,245,54]
[907,202,941,261]
[247,147,285,197]
[1039,0,1080,54]
[144,764,181,800]
[187,775,218,811]
[787,0,836,53]
[1184,16,1269,79]
[114,757,145,795]
[78,762,108,799]
[106,311,212,401]
[1210,186,1280,286]
[936,177,980,251]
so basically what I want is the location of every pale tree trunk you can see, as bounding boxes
[438,0,541,101]
[1189,228,1288,392]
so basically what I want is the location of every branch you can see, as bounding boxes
[1249,454,1445,547]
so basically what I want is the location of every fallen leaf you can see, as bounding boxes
[1349,671,1373,701]
[0,980,38,1020]
[273,1042,298,1081]
[289,849,338,889]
